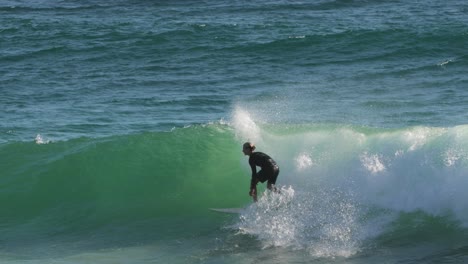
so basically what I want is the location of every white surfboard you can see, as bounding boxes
[209,207,244,214]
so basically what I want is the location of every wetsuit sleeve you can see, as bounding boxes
[249,158,258,189]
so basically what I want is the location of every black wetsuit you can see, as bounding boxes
[248,152,280,190]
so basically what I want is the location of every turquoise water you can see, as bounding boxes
[2,0,468,263]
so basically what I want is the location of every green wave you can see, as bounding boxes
[0,124,249,230]
[3,123,468,247]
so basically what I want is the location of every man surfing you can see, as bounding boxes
[242,142,280,202]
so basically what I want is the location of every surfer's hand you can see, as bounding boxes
[249,188,258,202]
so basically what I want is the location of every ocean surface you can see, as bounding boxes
[1,0,468,263]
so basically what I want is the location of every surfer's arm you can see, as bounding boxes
[249,178,258,202]
[249,160,258,188]
[249,161,258,202]
[250,177,258,191]
[249,186,257,202]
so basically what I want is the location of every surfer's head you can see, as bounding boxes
[242,142,255,155]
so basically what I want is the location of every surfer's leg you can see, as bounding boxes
[257,170,268,183]
[267,167,280,192]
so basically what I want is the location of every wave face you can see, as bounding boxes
[3,109,468,259]
[0,124,247,251]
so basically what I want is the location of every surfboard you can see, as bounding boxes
[209,207,244,214]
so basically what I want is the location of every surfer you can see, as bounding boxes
[242,142,279,202]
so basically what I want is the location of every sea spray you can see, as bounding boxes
[228,109,468,259]
[238,122,468,225]
[235,186,364,257]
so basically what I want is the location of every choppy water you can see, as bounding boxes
[1,0,468,263]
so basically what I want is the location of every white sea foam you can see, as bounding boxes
[360,152,386,174]
[295,152,314,171]
[231,110,468,254]
[236,186,364,258]
[35,134,51,144]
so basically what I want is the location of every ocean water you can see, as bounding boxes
[1,0,468,263]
